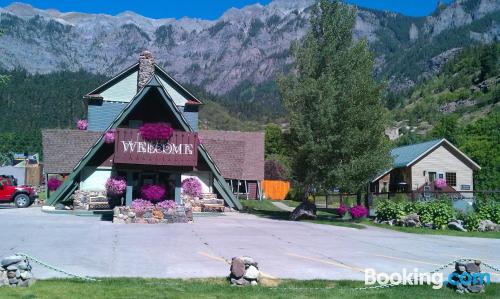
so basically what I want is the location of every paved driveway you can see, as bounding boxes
[0,207,499,281]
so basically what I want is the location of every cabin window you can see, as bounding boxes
[445,172,457,187]
[428,172,436,182]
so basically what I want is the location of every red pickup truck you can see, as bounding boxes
[0,175,36,208]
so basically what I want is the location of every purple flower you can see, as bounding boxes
[338,203,347,216]
[131,199,154,215]
[104,129,115,144]
[48,177,62,191]
[105,176,127,196]
[349,205,368,219]
[139,123,173,141]
[156,200,177,211]
[141,184,166,201]
[77,119,88,130]
[182,177,202,198]
[435,178,447,188]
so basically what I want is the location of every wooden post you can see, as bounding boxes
[126,171,133,206]
[174,174,182,204]
[244,180,249,200]
[326,193,329,209]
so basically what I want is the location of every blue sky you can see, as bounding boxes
[0,0,453,19]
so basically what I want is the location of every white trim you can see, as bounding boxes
[371,169,392,183]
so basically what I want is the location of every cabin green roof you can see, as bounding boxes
[391,139,442,168]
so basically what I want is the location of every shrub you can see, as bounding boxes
[139,123,173,141]
[105,176,127,197]
[476,202,500,223]
[181,177,202,198]
[76,119,88,130]
[156,200,177,211]
[375,200,405,221]
[349,205,368,219]
[141,184,166,201]
[284,187,305,202]
[131,199,153,215]
[47,177,62,191]
[465,213,481,231]
[416,200,455,229]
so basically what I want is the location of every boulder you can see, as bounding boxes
[230,277,250,286]
[478,220,500,232]
[289,202,317,221]
[398,213,421,227]
[465,262,481,273]
[230,258,246,278]
[448,221,467,232]
[1,256,23,267]
[244,266,260,280]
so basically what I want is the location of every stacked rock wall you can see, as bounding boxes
[113,205,193,224]
[0,255,34,287]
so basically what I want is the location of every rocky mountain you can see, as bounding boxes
[0,0,499,97]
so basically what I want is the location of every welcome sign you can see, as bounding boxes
[114,128,198,166]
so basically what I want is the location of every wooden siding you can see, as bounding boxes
[411,145,474,191]
[182,109,199,131]
[114,128,198,166]
[88,102,127,131]
[263,180,290,200]
[100,71,138,102]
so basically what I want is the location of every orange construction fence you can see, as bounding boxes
[262,180,290,200]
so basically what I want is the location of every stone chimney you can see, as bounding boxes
[137,50,155,91]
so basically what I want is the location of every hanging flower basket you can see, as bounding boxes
[105,176,127,197]
[435,178,447,189]
[77,119,88,130]
[139,123,173,141]
[104,129,115,144]
[141,184,166,201]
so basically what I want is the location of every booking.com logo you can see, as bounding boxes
[364,268,490,289]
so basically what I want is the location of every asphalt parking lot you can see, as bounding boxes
[0,206,499,281]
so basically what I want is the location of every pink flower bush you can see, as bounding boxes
[435,178,447,188]
[349,205,368,219]
[141,184,166,201]
[104,129,115,144]
[105,176,127,197]
[77,119,88,130]
[156,200,177,211]
[131,199,154,215]
[139,123,173,141]
[47,177,62,191]
[182,177,202,198]
[338,203,347,216]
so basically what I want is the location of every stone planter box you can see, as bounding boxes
[113,205,193,224]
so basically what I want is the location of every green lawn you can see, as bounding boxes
[0,278,498,299]
[364,221,500,239]
[240,200,365,229]
[241,200,500,238]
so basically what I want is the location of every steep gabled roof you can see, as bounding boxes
[83,62,203,105]
[48,75,240,209]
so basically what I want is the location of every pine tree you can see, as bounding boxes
[278,0,391,199]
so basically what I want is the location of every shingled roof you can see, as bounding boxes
[42,129,102,174]
[42,129,265,181]
[199,130,265,181]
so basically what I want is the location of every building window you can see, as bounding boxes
[428,172,436,182]
[446,172,457,187]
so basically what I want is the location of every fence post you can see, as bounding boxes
[326,193,329,209]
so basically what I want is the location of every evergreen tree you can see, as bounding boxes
[278,0,391,198]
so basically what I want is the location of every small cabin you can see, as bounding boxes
[371,139,481,194]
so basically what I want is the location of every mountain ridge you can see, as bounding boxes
[0,0,499,97]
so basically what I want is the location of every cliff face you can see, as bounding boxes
[0,0,498,95]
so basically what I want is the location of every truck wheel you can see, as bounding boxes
[14,194,31,208]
